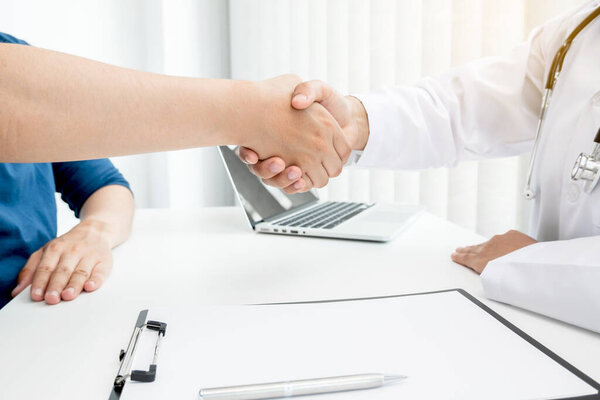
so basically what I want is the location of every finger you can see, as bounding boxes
[292,80,334,110]
[451,251,473,268]
[283,178,307,194]
[29,243,64,301]
[83,259,113,293]
[43,253,80,305]
[11,249,42,297]
[248,158,286,179]
[299,175,314,192]
[454,246,472,253]
[306,165,328,189]
[262,166,302,188]
[61,257,96,301]
[321,150,344,179]
[332,128,352,164]
[238,147,259,165]
[451,251,483,274]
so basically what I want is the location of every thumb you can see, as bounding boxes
[237,146,259,165]
[11,249,42,297]
[291,80,333,110]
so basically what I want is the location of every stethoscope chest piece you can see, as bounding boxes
[571,131,600,193]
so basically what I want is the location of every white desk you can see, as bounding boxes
[0,208,598,400]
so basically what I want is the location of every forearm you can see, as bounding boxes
[79,185,135,248]
[0,44,258,162]
[482,236,600,333]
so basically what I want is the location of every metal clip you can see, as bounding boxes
[113,311,167,392]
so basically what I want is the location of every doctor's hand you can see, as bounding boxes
[11,219,114,305]
[451,230,537,274]
[239,80,369,193]
[243,75,351,189]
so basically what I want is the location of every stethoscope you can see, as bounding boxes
[523,6,600,199]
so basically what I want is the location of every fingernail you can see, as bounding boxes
[269,163,283,173]
[46,290,59,299]
[287,170,300,180]
[293,94,307,103]
[87,281,96,289]
[294,181,305,190]
[32,288,43,298]
[243,156,252,164]
[63,287,74,297]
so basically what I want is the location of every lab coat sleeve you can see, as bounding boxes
[481,236,600,333]
[354,15,565,170]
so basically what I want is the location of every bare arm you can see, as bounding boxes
[11,185,135,304]
[0,45,349,186]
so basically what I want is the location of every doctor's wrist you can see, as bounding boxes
[347,95,369,150]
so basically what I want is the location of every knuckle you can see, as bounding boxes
[37,264,55,274]
[72,269,91,279]
[70,243,84,254]
[56,265,72,275]
[46,240,63,254]
[313,140,328,154]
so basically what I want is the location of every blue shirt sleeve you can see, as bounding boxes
[52,160,131,218]
[0,32,29,45]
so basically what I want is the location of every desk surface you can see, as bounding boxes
[0,208,598,400]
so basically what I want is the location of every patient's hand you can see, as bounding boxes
[240,80,369,193]
[451,230,537,274]
[11,219,114,305]
[243,75,351,189]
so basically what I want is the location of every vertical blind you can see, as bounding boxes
[0,0,584,237]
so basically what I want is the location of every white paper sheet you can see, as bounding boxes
[121,291,598,400]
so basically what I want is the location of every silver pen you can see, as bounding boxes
[198,373,406,400]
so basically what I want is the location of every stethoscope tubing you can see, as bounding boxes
[523,6,600,200]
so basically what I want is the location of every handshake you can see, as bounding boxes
[234,75,370,193]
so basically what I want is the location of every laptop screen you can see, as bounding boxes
[218,146,318,227]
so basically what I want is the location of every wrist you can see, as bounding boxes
[228,80,265,147]
[78,218,117,248]
[347,95,369,150]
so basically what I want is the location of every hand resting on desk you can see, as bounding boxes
[11,185,134,305]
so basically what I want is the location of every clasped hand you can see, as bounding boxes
[241,77,369,193]
[241,76,357,190]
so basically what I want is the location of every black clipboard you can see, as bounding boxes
[108,289,600,400]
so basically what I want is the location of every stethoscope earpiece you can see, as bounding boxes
[523,188,535,200]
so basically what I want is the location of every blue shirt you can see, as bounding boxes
[0,33,131,308]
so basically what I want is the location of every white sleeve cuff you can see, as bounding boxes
[353,91,403,169]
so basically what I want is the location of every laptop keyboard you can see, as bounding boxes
[273,202,373,230]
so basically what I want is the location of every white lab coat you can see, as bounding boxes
[355,1,600,333]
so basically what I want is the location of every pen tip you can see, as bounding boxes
[384,375,408,383]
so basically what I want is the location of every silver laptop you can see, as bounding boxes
[218,146,424,242]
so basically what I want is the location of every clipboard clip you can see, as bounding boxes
[114,318,167,392]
